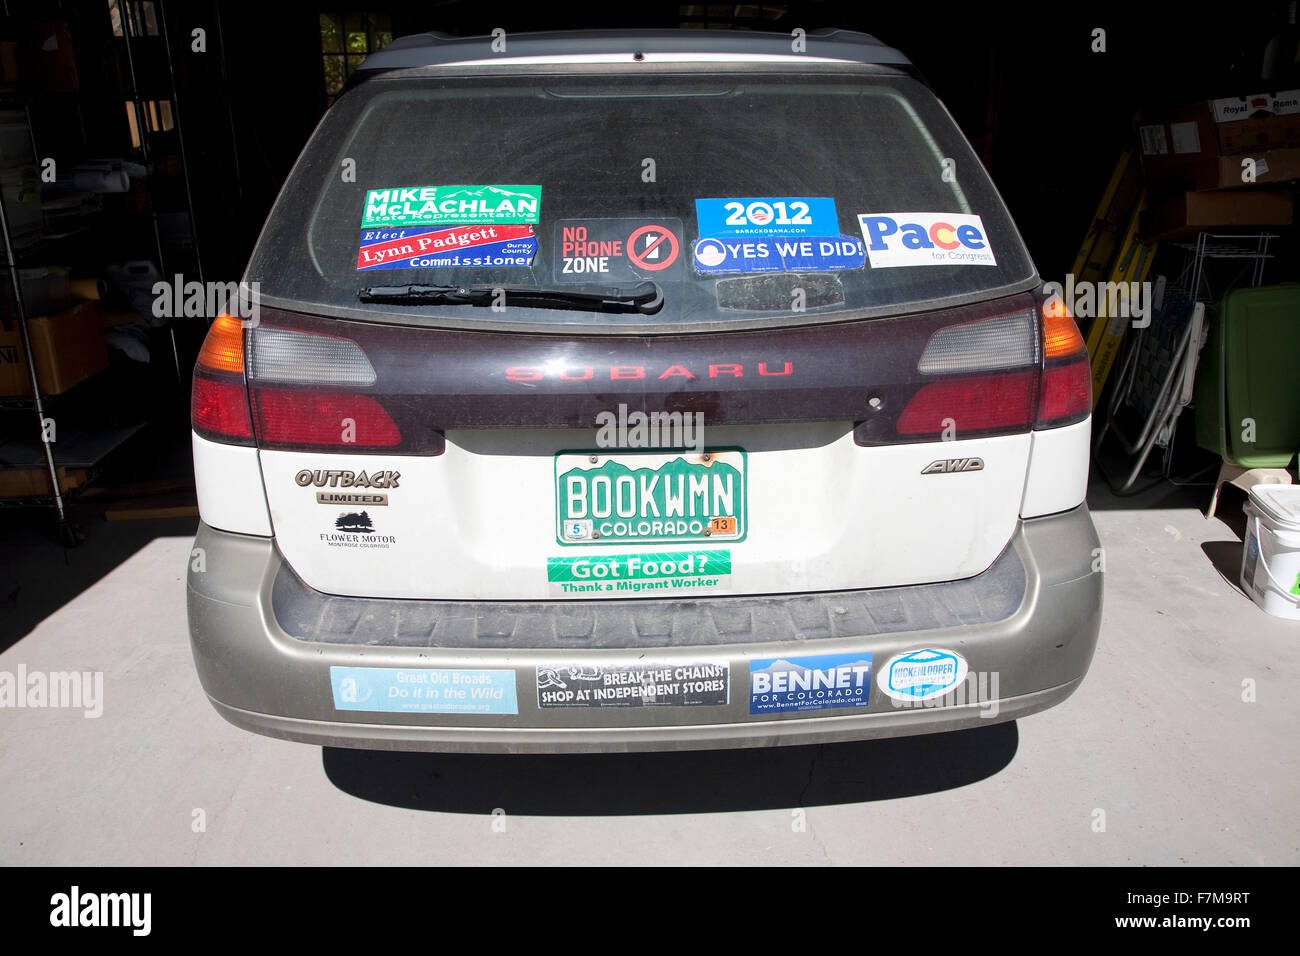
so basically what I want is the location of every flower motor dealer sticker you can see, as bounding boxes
[553,218,682,282]
[857,212,997,268]
[877,648,970,702]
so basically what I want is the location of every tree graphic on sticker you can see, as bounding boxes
[335,511,375,533]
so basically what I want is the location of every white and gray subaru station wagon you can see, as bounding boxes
[186,28,1102,753]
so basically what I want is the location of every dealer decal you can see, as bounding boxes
[357,224,537,270]
[362,185,541,227]
[553,218,682,281]
[749,653,873,714]
[536,662,728,708]
[857,213,997,268]
[877,648,969,702]
[331,666,518,715]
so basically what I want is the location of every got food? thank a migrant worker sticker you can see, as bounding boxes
[857,212,997,268]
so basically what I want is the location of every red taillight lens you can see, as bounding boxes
[250,388,401,449]
[191,375,254,442]
[896,371,1038,435]
[191,314,254,445]
[1034,298,1091,429]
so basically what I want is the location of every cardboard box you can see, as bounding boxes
[1138,89,1300,194]
[0,301,107,396]
[1217,115,1300,155]
[1199,146,1300,190]
[1138,191,1294,241]
[0,466,87,498]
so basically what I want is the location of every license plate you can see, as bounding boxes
[555,449,747,546]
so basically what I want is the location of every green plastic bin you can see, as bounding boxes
[1194,284,1300,468]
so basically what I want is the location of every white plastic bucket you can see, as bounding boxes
[1240,485,1300,620]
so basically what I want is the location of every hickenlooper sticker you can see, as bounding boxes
[536,662,729,708]
[749,653,874,714]
[877,648,969,702]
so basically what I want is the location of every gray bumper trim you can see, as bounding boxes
[187,505,1102,753]
[270,537,1026,650]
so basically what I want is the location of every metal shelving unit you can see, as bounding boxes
[0,0,200,542]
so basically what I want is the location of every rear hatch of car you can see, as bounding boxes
[193,64,1090,602]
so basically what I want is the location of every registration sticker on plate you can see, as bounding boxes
[554,449,746,546]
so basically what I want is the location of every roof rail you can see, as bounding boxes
[354,27,911,73]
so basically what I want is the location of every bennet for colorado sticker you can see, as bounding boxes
[877,648,969,701]
[857,212,997,268]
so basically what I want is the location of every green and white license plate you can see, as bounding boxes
[555,449,747,546]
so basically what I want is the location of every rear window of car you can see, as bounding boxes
[247,67,1036,331]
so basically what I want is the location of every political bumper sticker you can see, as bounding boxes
[537,662,729,708]
[696,197,838,237]
[691,234,865,275]
[749,653,873,714]
[547,550,731,597]
[330,666,518,715]
[877,648,969,702]
[362,185,541,228]
[357,224,537,270]
[857,212,997,268]
[554,218,682,281]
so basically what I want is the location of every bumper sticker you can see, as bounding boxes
[357,224,537,270]
[362,185,541,228]
[330,666,518,715]
[691,234,865,275]
[695,197,839,237]
[857,212,997,268]
[536,663,729,708]
[749,653,873,714]
[547,550,731,596]
[877,648,969,702]
[553,218,683,281]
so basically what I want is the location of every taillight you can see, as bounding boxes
[249,388,400,449]
[1035,296,1091,429]
[885,307,1041,442]
[191,314,254,444]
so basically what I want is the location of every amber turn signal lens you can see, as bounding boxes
[1042,299,1086,359]
[196,313,245,374]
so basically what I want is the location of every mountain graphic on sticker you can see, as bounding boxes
[441,185,537,200]
[335,511,375,533]
[754,658,873,675]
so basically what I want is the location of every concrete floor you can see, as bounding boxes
[1,476,1297,865]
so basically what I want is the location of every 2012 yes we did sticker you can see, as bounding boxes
[857,212,997,268]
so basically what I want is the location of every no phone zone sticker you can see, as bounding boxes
[554,218,683,281]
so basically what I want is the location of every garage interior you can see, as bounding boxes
[1,1,1297,865]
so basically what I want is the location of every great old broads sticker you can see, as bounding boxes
[536,662,729,708]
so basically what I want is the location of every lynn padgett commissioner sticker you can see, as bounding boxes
[356,224,537,270]
[330,666,518,715]
[361,185,541,228]
[555,449,746,546]
[536,662,729,708]
[547,550,731,597]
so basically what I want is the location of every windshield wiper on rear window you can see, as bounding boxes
[357,281,664,315]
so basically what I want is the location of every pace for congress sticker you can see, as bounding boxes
[857,212,997,268]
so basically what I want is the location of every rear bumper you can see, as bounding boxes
[187,506,1102,753]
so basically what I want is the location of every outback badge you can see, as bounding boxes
[921,457,984,475]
